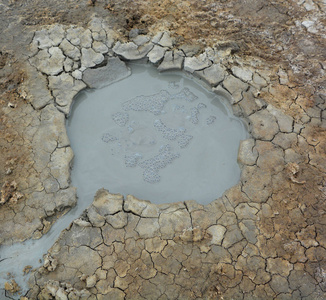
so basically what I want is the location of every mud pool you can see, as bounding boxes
[67,63,248,205]
[0,63,247,298]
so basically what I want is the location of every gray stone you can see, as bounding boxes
[195,64,226,86]
[184,53,212,73]
[29,47,65,76]
[82,57,131,89]
[223,75,249,103]
[113,41,154,60]
[158,32,173,48]
[59,39,81,61]
[147,45,167,64]
[80,47,104,69]
[249,109,279,140]
[157,50,184,71]
[237,139,258,166]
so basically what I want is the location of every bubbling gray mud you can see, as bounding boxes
[67,63,248,204]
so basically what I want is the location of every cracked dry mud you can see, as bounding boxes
[0,0,325,299]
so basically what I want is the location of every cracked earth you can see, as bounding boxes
[0,0,325,299]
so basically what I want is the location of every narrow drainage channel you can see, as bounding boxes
[0,62,248,299]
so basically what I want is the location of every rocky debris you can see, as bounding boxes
[4,280,20,294]
[0,180,23,205]
[82,57,131,89]
[43,254,58,272]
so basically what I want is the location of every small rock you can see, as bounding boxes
[43,254,58,272]
[4,279,20,293]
